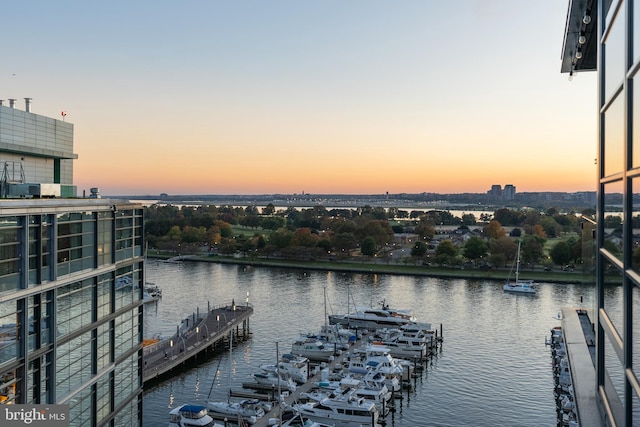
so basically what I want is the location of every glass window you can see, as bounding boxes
[56,332,93,401]
[56,279,94,337]
[0,301,19,366]
[95,374,112,425]
[632,73,640,169]
[632,285,640,371]
[0,217,21,294]
[604,180,624,259]
[57,212,96,277]
[603,256,624,338]
[604,93,625,177]
[67,383,94,427]
[605,2,626,102]
[604,332,626,425]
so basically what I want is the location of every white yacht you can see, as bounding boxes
[168,404,222,427]
[207,399,265,424]
[293,394,379,427]
[305,377,391,415]
[252,369,297,392]
[290,338,337,362]
[328,300,416,330]
[259,353,309,384]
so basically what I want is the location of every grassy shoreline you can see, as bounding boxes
[150,253,594,285]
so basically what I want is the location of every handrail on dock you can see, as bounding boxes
[143,301,253,385]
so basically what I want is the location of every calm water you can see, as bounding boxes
[141,260,597,427]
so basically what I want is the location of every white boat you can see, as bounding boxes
[145,282,162,298]
[168,404,222,427]
[377,338,427,360]
[305,324,355,351]
[252,370,297,392]
[290,338,337,362]
[259,354,309,384]
[207,399,265,424]
[348,344,412,384]
[143,285,162,304]
[503,241,537,294]
[328,299,416,330]
[305,377,391,415]
[293,393,379,427]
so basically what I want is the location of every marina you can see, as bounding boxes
[142,260,597,426]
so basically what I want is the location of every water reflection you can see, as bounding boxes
[142,260,599,427]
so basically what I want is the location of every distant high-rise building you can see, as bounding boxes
[0,99,143,425]
[487,184,516,201]
[487,184,503,199]
[503,184,516,200]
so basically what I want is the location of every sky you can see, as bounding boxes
[2,1,597,196]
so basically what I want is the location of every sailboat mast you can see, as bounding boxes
[324,287,327,327]
[515,241,521,284]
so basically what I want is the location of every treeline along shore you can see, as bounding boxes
[149,253,597,285]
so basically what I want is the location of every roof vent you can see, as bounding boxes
[24,98,31,112]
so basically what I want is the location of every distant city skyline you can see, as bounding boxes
[4,2,596,195]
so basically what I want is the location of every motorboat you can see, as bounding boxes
[290,337,337,362]
[348,344,412,384]
[252,370,297,392]
[207,399,265,424]
[168,404,222,427]
[259,354,309,384]
[328,299,416,330]
[145,283,162,298]
[378,335,428,360]
[305,324,355,351]
[292,393,379,427]
[503,241,537,294]
[305,377,391,415]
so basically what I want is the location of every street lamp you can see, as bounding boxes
[196,327,199,345]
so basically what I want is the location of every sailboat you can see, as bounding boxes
[503,241,536,294]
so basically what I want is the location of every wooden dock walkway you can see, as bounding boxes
[143,301,253,385]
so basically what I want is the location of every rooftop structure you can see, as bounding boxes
[0,100,143,425]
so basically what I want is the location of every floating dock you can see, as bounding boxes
[143,301,253,385]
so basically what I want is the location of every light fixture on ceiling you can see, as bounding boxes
[578,32,586,45]
[583,10,592,25]
[576,49,583,60]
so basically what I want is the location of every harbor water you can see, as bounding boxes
[142,260,597,426]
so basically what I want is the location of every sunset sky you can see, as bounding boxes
[3,1,596,196]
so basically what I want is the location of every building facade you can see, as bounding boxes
[0,101,143,426]
[563,0,640,425]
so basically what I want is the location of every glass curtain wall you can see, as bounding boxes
[598,0,640,424]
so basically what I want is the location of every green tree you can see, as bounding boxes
[435,240,458,266]
[521,236,545,267]
[415,221,435,241]
[550,240,572,266]
[461,213,476,225]
[539,216,561,238]
[268,229,294,249]
[411,241,428,257]
[361,236,378,257]
[332,232,358,256]
[463,236,488,261]
[262,203,276,215]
